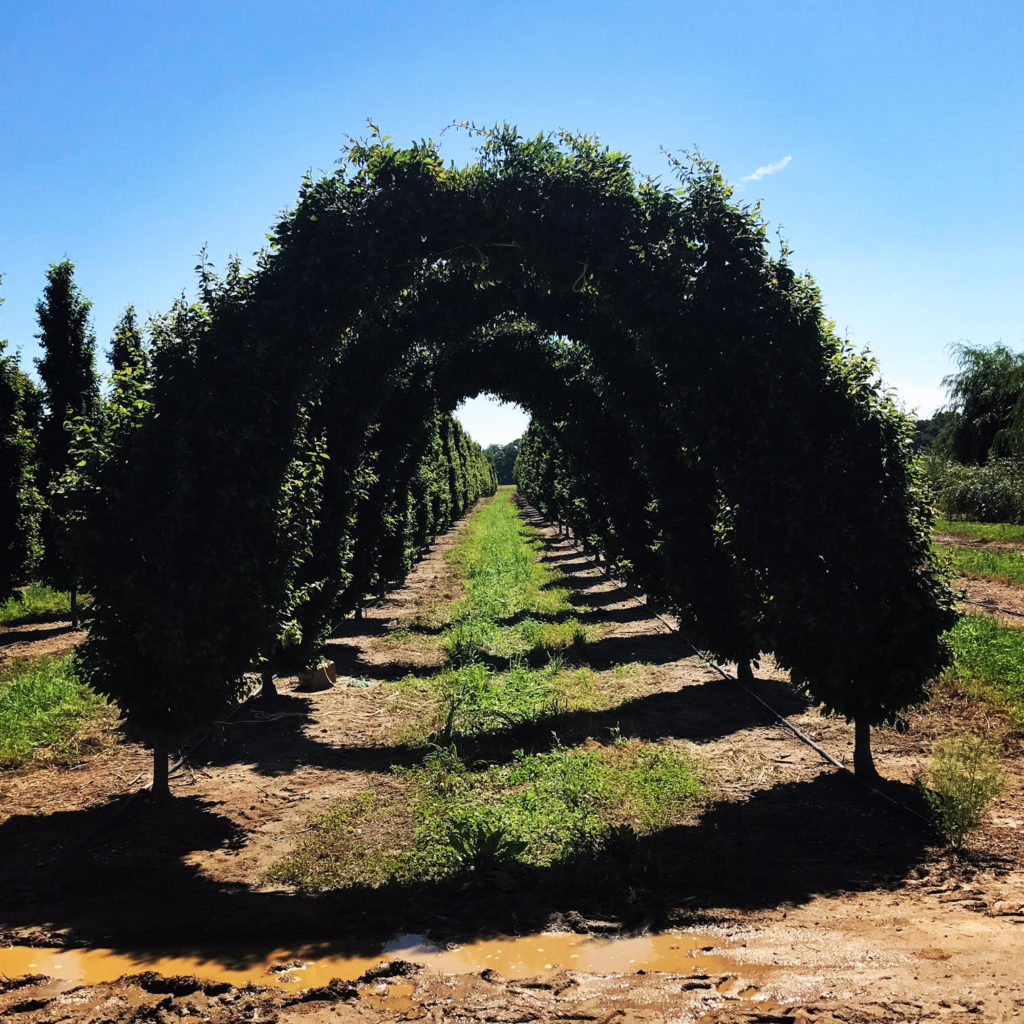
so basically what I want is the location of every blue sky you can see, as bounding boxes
[2,0,1022,444]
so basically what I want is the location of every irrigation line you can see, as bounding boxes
[520,503,934,826]
[962,597,1024,619]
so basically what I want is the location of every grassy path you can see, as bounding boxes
[270,488,706,890]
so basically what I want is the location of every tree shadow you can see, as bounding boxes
[0,771,938,962]
[328,618,391,641]
[192,691,419,777]
[0,622,77,648]
[326,640,446,683]
[434,675,810,760]
[190,670,808,781]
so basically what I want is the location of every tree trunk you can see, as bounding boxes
[151,740,170,800]
[259,668,278,703]
[854,717,880,782]
[736,660,755,685]
[70,582,78,629]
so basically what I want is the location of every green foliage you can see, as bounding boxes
[940,343,1024,465]
[919,734,1004,847]
[0,324,44,595]
[943,613,1024,722]
[0,655,109,768]
[78,126,955,763]
[33,260,101,589]
[911,410,956,453]
[934,543,1024,585]
[484,438,520,485]
[925,457,1024,523]
[0,584,85,627]
[269,742,704,891]
[108,304,148,375]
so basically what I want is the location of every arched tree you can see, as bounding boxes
[70,128,956,793]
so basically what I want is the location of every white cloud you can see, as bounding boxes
[741,155,792,182]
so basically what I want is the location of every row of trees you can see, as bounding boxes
[60,127,954,793]
[0,262,122,611]
[3,260,496,795]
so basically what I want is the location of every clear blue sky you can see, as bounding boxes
[2,0,1022,444]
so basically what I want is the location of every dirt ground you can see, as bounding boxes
[1,508,1022,1022]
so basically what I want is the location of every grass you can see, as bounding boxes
[268,740,705,891]
[0,584,85,628]
[935,518,1024,543]
[934,544,1024,585]
[271,488,708,893]
[942,613,1024,724]
[0,655,115,768]
[391,659,662,747]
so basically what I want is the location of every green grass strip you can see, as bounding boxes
[935,519,1024,543]
[0,584,86,628]
[0,655,109,768]
[943,613,1024,724]
[268,741,705,891]
[934,544,1024,586]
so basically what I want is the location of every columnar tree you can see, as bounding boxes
[34,261,100,619]
[0,289,44,596]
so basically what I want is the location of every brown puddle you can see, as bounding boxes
[0,930,752,990]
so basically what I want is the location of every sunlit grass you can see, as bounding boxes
[935,518,1024,543]
[0,655,115,768]
[934,544,1024,586]
[943,613,1024,724]
[0,584,87,628]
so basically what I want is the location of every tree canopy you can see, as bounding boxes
[69,127,956,785]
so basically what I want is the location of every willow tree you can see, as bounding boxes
[72,128,955,793]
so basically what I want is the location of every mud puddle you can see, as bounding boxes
[0,929,757,990]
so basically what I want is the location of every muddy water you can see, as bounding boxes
[0,930,749,990]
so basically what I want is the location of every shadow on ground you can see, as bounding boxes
[0,770,938,963]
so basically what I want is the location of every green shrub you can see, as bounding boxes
[926,457,1024,523]
[919,734,1004,847]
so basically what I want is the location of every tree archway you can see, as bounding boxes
[71,128,956,791]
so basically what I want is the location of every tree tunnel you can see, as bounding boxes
[71,128,956,793]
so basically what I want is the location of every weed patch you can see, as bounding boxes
[269,741,705,891]
[918,734,1005,847]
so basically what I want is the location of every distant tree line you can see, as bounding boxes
[919,344,1024,522]
[484,438,520,484]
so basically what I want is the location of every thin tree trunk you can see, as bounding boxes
[151,740,170,800]
[854,717,880,781]
[259,668,278,703]
[70,582,78,629]
[736,659,755,685]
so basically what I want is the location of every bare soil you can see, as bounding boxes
[1,507,1023,1022]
